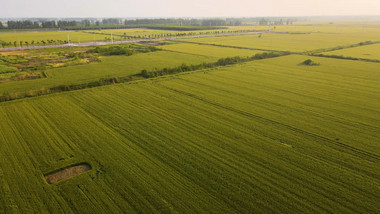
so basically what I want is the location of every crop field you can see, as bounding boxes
[90,28,225,38]
[0,54,379,213]
[324,43,380,60]
[0,50,214,95]
[0,26,252,46]
[180,31,380,52]
[1,20,380,213]
[0,30,108,44]
[160,42,262,58]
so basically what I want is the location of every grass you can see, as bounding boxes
[0,55,379,213]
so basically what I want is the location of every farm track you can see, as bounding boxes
[0,31,263,51]
[159,85,380,162]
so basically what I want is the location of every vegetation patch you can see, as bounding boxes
[300,59,320,66]
[44,163,92,184]
[87,46,134,56]
[0,64,18,74]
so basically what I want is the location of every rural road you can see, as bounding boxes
[0,31,264,51]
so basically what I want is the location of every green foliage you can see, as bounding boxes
[87,46,134,56]
[301,59,320,66]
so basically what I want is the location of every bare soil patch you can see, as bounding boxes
[44,163,92,184]
[0,50,25,56]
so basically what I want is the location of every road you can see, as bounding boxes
[0,31,264,51]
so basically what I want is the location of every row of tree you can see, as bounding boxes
[258,18,294,26]
[0,40,70,48]
[0,18,243,29]
[124,18,242,26]
[0,18,298,30]
[3,20,78,29]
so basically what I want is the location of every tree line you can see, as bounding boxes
[124,18,242,26]
[258,18,294,26]
[0,18,243,30]
[3,20,77,29]
[0,17,299,30]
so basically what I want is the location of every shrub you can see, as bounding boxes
[301,59,319,66]
[87,46,134,56]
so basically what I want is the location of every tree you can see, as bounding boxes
[83,20,91,27]
[141,69,149,78]
[42,21,56,28]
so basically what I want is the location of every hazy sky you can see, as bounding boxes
[0,0,379,18]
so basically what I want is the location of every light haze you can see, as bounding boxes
[0,0,379,17]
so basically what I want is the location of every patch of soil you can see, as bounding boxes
[44,163,92,184]
[11,73,40,81]
[0,50,25,56]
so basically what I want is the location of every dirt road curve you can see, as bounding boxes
[0,31,263,51]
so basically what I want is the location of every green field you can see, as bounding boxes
[0,50,214,95]
[0,30,108,44]
[160,43,262,58]
[180,31,380,52]
[1,21,380,213]
[0,55,379,213]
[324,43,380,60]
[0,26,250,45]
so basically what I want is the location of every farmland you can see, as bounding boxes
[160,42,262,58]
[0,54,379,213]
[0,26,255,47]
[0,20,380,213]
[0,49,216,96]
[324,43,380,60]
[180,29,380,52]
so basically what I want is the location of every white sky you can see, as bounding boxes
[0,0,379,18]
